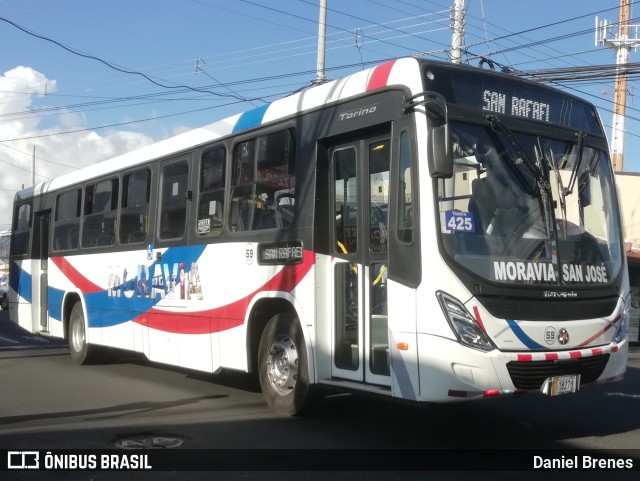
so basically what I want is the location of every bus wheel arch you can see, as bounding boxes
[62,292,81,341]
[257,311,312,416]
[65,296,101,365]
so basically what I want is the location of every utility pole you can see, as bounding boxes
[315,0,327,85]
[596,0,640,172]
[450,0,465,64]
[32,145,35,186]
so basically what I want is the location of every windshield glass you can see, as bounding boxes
[437,120,622,287]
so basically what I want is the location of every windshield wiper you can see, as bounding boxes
[564,131,586,198]
[485,114,550,194]
[485,114,555,239]
[535,140,568,239]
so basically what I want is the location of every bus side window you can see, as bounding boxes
[159,161,189,239]
[82,179,118,248]
[230,129,296,232]
[198,147,225,237]
[53,189,81,252]
[397,131,413,243]
[120,169,151,244]
[11,202,32,256]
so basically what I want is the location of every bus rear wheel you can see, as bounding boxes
[258,313,311,416]
[68,302,101,365]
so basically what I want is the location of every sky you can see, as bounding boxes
[0,0,637,232]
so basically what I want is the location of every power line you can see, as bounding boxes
[1,2,638,150]
[0,16,256,103]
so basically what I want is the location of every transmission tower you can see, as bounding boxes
[596,0,640,172]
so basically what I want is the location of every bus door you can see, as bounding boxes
[33,210,51,333]
[330,134,391,387]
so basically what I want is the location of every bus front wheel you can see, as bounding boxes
[68,303,100,365]
[258,313,311,416]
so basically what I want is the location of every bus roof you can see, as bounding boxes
[24,57,423,199]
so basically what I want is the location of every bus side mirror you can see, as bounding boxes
[429,123,453,178]
[404,91,453,178]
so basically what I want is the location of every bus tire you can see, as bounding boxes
[68,302,101,365]
[258,313,311,416]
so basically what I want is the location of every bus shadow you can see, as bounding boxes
[0,394,229,426]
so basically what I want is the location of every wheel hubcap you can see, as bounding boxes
[71,316,84,352]
[266,335,298,395]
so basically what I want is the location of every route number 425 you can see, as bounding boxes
[445,211,475,233]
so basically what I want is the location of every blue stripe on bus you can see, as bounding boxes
[232,104,269,133]
[18,268,33,304]
[35,245,206,327]
[506,319,544,350]
[84,244,206,327]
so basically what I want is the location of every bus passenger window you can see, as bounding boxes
[230,129,296,232]
[120,169,151,244]
[53,189,81,251]
[198,147,225,237]
[159,161,189,239]
[82,179,118,248]
[11,203,32,256]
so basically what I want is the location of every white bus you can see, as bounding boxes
[9,57,629,415]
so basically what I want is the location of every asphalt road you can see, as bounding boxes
[1,310,639,481]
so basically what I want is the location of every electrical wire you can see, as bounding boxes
[0,16,256,103]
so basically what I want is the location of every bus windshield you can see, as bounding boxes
[437,119,623,288]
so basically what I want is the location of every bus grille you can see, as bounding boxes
[477,297,617,321]
[506,354,610,390]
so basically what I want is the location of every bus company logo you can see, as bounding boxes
[7,451,39,469]
[558,328,570,345]
[544,327,570,345]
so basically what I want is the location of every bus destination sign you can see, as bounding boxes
[423,64,602,134]
[483,89,550,122]
[258,241,304,265]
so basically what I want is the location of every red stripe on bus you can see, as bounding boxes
[51,256,103,293]
[569,351,582,359]
[472,306,486,332]
[545,353,558,361]
[517,354,532,362]
[134,253,315,334]
[366,60,397,91]
[578,314,620,347]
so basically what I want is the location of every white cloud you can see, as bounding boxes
[0,66,154,229]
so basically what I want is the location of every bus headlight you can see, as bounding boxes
[614,295,630,344]
[436,291,495,352]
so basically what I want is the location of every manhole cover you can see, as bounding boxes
[111,433,187,449]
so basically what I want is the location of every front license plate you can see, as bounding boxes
[542,374,580,396]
